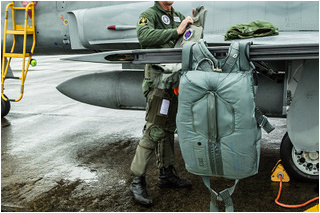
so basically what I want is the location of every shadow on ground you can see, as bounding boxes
[2,134,318,212]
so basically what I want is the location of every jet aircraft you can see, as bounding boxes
[1,1,319,183]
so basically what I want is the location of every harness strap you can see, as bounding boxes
[255,107,275,133]
[239,42,259,94]
[198,40,219,67]
[193,42,214,71]
[237,42,273,135]
[221,42,240,72]
[210,191,220,212]
[219,189,234,212]
[238,42,251,71]
[202,176,239,212]
[182,42,196,71]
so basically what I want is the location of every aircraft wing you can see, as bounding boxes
[81,38,140,51]
[63,36,319,65]
[63,27,319,63]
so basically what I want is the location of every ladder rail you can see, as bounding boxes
[29,2,36,54]
[10,2,17,54]
[1,3,14,101]
[17,2,35,102]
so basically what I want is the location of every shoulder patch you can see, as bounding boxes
[161,15,170,25]
[138,17,148,25]
[183,28,194,40]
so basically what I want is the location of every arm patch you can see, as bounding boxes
[138,16,148,25]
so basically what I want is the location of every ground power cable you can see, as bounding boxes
[275,175,319,208]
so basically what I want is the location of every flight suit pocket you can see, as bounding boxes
[145,89,170,127]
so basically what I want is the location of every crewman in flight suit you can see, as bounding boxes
[129,1,194,206]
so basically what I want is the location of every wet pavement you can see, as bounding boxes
[1,56,319,212]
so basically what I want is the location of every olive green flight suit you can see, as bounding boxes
[130,2,185,176]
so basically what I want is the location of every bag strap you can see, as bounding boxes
[193,40,219,71]
[239,42,257,75]
[221,41,257,73]
[238,42,251,71]
[202,176,239,212]
[220,42,240,73]
[193,43,214,71]
[238,42,274,133]
[182,42,196,71]
[255,107,275,133]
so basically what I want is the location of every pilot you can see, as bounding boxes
[129,1,194,206]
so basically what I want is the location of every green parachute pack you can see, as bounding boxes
[224,20,279,40]
[176,40,274,212]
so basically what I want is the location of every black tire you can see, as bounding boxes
[1,94,10,118]
[280,133,319,182]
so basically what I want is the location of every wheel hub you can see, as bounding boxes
[292,149,319,175]
[307,152,319,161]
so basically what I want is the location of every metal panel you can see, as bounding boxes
[287,60,319,151]
[255,74,284,116]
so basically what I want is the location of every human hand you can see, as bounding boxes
[176,16,194,35]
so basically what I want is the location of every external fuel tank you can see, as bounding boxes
[57,70,285,116]
[57,70,145,110]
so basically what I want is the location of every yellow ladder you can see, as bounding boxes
[1,1,36,102]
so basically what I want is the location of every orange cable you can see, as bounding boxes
[275,175,319,208]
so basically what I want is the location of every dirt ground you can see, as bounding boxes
[2,130,318,212]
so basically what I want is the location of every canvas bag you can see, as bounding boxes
[176,40,272,211]
[224,20,279,40]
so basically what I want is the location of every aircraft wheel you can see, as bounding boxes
[280,132,319,182]
[1,94,10,118]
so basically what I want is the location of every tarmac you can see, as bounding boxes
[1,55,319,212]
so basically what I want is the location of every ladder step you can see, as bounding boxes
[5,76,20,80]
[15,25,33,30]
[3,53,30,58]
[6,30,34,35]
[12,7,31,10]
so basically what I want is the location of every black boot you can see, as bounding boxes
[158,165,192,188]
[129,175,152,205]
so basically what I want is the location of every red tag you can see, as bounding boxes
[21,1,38,18]
[174,86,179,95]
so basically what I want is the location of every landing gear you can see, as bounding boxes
[280,133,319,182]
[1,94,10,118]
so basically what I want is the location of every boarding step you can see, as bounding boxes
[3,53,30,58]
[7,29,34,35]
[8,99,17,102]
[5,76,20,80]
[12,6,32,10]
[6,25,34,34]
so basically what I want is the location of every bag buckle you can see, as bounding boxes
[195,58,214,70]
